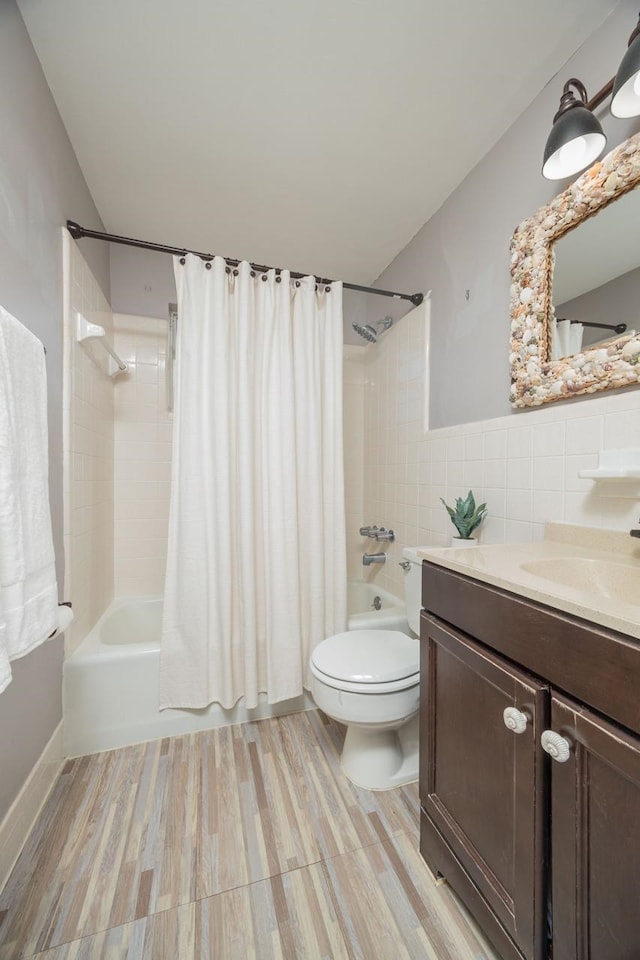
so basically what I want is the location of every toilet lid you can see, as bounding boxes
[311,630,418,684]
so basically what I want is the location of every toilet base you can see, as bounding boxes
[340,713,419,791]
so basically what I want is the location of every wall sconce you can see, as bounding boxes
[611,15,640,116]
[543,13,640,180]
[542,79,606,180]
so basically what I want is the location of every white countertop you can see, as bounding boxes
[417,523,640,640]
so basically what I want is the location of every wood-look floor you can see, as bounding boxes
[0,710,499,960]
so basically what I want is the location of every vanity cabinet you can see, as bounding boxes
[421,617,547,959]
[549,693,640,960]
[420,562,640,960]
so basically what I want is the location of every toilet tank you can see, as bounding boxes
[401,547,424,636]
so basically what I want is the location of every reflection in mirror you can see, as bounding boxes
[510,131,640,408]
[551,187,640,358]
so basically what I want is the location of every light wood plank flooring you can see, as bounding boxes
[0,710,499,959]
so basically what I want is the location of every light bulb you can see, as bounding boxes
[558,136,587,170]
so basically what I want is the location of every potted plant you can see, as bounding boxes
[440,490,487,546]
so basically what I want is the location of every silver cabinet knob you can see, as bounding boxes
[503,707,528,734]
[541,730,572,763]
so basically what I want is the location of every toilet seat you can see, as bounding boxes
[310,629,419,694]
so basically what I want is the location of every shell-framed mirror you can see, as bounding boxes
[510,131,640,407]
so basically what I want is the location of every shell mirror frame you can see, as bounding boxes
[509,130,640,408]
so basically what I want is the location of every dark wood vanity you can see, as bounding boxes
[419,561,640,960]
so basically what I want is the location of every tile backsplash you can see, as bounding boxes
[62,235,115,654]
[343,347,365,580]
[343,309,640,600]
[113,314,173,596]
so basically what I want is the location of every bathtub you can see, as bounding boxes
[63,580,407,757]
[347,580,409,632]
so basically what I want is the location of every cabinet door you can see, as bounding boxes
[550,692,640,960]
[420,615,548,960]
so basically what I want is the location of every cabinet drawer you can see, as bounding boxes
[422,562,640,737]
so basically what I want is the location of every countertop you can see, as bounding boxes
[417,523,640,640]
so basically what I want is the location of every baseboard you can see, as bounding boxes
[0,721,64,892]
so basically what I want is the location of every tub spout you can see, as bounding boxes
[363,552,386,566]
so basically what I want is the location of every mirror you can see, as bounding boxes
[551,188,640,358]
[510,131,640,407]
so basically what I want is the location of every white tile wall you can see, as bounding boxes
[63,264,640,626]
[343,346,366,580]
[342,305,640,600]
[62,235,115,655]
[360,304,428,593]
[113,314,173,596]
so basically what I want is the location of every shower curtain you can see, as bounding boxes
[160,255,347,710]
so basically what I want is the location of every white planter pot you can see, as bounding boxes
[450,536,478,548]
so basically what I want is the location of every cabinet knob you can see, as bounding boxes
[503,707,528,734]
[541,730,572,763]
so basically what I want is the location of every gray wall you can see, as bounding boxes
[0,1,109,822]
[110,242,176,319]
[371,0,640,428]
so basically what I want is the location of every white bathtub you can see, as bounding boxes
[63,580,407,757]
[347,580,409,632]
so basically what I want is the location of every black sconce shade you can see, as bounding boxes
[542,79,606,180]
[611,17,640,118]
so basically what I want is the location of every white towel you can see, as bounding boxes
[0,305,57,687]
[0,623,10,695]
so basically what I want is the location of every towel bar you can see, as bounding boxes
[76,312,127,377]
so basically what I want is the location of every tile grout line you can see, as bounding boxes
[1,712,423,958]
[18,827,421,959]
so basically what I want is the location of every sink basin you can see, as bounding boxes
[520,557,640,606]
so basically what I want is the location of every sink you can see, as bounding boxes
[520,557,640,606]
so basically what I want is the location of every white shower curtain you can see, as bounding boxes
[160,255,347,710]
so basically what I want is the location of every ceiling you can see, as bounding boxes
[19,0,620,287]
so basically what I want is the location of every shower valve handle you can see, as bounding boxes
[359,525,379,537]
[375,528,395,542]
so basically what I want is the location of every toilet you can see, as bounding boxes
[310,546,423,790]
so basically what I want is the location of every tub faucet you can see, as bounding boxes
[363,552,386,566]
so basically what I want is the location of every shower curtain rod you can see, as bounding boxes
[66,221,424,306]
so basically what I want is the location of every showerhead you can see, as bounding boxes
[351,316,393,344]
[352,322,378,343]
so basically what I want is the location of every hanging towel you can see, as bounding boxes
[0,305,57,693]
[0,624,9,695]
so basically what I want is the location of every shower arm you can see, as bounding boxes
[66,221,424,307]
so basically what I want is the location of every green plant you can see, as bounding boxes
[440,490,487,539]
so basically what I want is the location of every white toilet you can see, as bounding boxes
[310,547,423,790]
